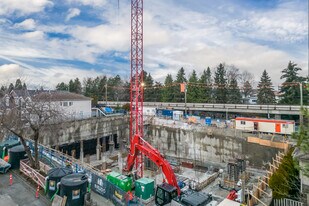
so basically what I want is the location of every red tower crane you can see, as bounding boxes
[129,0,144,178]
[125,0,181,199]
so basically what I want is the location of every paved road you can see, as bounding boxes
[0,171,49,206]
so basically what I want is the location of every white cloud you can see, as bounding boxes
[0,0,53,15]
[65,8,81,22]
[0,0,307,89]
[70,24,130,52]
[0,63,101,89]
[68,0,107,7]
[22,31,45,40]
[14,19,36,30]
[0,64,23,85]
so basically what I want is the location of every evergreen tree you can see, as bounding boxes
[0,86,7,98]
[153,81,162,102]
[162,74,174,102]
[143,71,154,102]
[83,78,93,97]
[269,149,300,199]
[227,77,242,104]
[98,76,107,99]
[257,70,276,104]
[174,67,187,102]
[243,81,253,98]
[280,61,307,105]
[107,75,124,101]
[293,109,309,177]
[68,80,74,92]
[199,67,212,103]
[73,78,82,94]
[56,82,69,91]
[214,63,227,103]
[14,79,23,90]
[8,83,14,92]
[22,83,27,90]
[187,70,199,103]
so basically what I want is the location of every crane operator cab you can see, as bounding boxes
[155,183,178,206]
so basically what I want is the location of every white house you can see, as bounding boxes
[33,91,92,119]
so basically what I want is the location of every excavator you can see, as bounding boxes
[124,1,212,205]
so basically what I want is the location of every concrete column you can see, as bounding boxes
[109,136,115,154]
[102,155,107,170]
[96,137,101,160]
[80,140,84,163]
[274,114,281,119]
[118,152,122,172]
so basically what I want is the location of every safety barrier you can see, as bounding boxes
[274,198,303,206]
[19,159,46,189]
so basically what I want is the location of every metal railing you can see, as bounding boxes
[20,159,47,188]
[274,198,304,206]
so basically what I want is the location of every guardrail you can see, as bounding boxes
[274,198,304,206]
[106,101,308,114]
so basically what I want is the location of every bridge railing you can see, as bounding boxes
[106,101,308,112]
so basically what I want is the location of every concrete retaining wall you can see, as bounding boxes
[146,125,282,168]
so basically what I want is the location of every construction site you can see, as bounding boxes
[0,0,307,206]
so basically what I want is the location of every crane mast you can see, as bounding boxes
[126,0,181,196]
[130,0,144,178]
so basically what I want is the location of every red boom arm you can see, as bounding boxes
[124,134,181,196]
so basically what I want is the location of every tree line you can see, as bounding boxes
[54,61,306,105]
[1,61,307,106]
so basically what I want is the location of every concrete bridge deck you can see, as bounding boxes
[107,101,308,116]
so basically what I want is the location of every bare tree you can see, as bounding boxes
[240,70,255,87]
[0,90,63,169]
[226,65,241,85]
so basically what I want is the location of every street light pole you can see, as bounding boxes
[184,83,187,117]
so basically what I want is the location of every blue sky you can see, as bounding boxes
[0,0,308,89]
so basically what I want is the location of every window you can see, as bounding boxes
[69,102,73,106]
[60,102,63,106]
[241,121,246,125]
[63,102,68,106]
[282,124,288,128]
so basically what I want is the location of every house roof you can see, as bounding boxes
[32,91,92,101]
[10,90,31,99]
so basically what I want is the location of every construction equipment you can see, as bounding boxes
[124,1,213,206]
[124,0,182,204]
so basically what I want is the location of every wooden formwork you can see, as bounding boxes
[246,151,286,206]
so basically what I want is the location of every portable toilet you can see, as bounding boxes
[46,167,73,198]
[205,117,212,126]
[60,174,88,206]
[8,145,27,169]
[0,139,20,159]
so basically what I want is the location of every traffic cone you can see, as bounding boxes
[9,174,13,186]
[35,185,40,198]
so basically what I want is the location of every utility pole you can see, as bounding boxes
[184,83,187,117]
[105,83,107,106]
[300,82,303,126]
